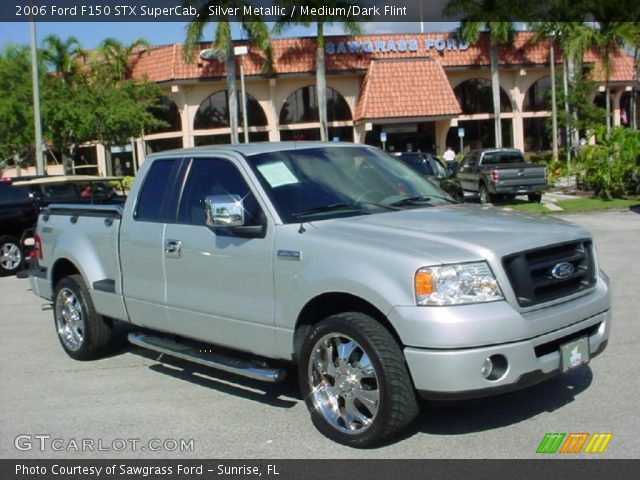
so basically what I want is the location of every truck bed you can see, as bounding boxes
[38,203,127,320]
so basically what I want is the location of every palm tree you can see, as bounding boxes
[183,1,271,145]
[531,16,590,166]
[562,1,633,134]
[619,21,640,130]
[274,0,361,142]
[42,35,84,86]
[531,23,562,162]
[565,24,627,134]
[96,37,150,82]
[444,0,523,148]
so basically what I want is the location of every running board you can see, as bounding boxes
[128,332,286,383]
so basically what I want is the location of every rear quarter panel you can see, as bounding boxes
[39,209,128,320]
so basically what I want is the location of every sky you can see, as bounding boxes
[0,22,459,50]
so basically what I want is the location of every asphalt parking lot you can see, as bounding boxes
[1,208,638,459]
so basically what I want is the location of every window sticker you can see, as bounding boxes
[257,161,300,188]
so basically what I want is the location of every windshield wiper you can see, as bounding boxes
[357,201,401,211]
[388,194,456,208]
[292,203,370,219]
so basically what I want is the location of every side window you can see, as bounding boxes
[41,184,77,202]
[0,183,30,205]
[178,158,263,227]
[135,159,181,222]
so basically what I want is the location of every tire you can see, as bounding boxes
[53,274,114,360]
[479,184,493,204]
[528,193,542,203]
[299,312,419,448]
[0,235,23,276]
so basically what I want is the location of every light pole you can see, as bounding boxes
[549,32,558,163]
[234,45,249,144]
[29,18,45,175]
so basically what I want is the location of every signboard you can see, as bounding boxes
[326,37,470,56]
[199,48,218,61]
[458,128,465,138]
[380,132,387,143]
[384,124,417,134]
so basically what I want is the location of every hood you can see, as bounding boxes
[313,204,590,265]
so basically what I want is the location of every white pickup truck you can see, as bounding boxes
[28,143,611,447]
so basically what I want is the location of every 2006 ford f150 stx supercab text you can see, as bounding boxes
[28,143,611,447]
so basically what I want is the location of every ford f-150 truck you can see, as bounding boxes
[27,142,610,447]
[457,148,547,204]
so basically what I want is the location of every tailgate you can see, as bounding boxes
[490,165,546,188]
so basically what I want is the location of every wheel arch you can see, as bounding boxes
[51,258,82,289]
[292,292,403,360]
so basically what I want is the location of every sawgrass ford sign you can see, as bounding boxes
[325,37,471,55]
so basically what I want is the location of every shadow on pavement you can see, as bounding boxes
[411,367,593,437]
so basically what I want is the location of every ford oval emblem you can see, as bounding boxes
[551,261,574,279]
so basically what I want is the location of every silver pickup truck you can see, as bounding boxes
[457,148,547,203]
[28,142,610,447]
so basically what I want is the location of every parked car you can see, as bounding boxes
[0,175,124,275]
[457,148,547,203]
[28,143,610,447]
[391,152,464,202]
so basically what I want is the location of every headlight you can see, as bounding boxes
[415,262,503,305]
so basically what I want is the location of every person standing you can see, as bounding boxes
[443,146,457,177]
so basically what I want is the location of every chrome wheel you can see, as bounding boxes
[55,288,85,352]
[308,333,380,435]
[0,241,21,271]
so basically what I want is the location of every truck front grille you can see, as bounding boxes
[502,240,597,308]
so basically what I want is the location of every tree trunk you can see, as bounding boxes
[632,46,638,130]
[605,82,611,134]
[550,39,558,163]
[62,152,72,175]
[563,56,572,167]
[316,23,328,142]
[490,41,502,148]
[226,43,239,145]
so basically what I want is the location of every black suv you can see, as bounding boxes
[390,152,464,202]
[0,176,122,275]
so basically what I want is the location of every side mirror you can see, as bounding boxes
[204,194,265,238]
[204,194,245,228]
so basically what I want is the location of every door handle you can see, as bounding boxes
[165,239,182,258]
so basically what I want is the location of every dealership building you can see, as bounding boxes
[70,32,639,177]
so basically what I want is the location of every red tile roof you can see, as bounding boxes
[591,49,636,83]
[130,32,636,85]
[354,58,461,121]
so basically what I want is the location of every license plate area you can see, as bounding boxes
[560,336,590,372]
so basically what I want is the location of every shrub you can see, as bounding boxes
[575,127,640,198]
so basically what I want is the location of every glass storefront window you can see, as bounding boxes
[523,77,552,111]
[194,91,268,130]
[279,86,352,124]
[454,78,513,114]
[149,96,182,133]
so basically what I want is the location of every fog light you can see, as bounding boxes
[481,354,508,381]
[481,358,493,378]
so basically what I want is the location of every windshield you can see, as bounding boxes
[247,146,452,223]
[428,158,448,179]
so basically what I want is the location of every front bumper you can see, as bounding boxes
[390,274,611,398]
[406,310,609,399]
